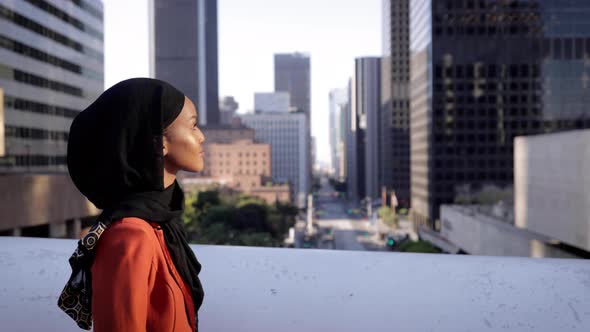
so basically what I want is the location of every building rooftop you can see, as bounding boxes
[1,237,589,331]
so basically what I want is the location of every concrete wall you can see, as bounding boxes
[1,237,589,331]
[0,174,99,231]
[441,205,577,258]
[514,130,590,252]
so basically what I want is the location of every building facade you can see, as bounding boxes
[153,0,219,125]
[274,53,311,115]
[515,129,590,254]
[254,92,290,113]
[329,88,348,178]
[0,0,104,238]
[381,0,411,208]
[348,58,381,203]
[239,112,309,207]
[274,52,312,195]
[409,0,590,228]
[185,125,290,204]
[0,0,104,173]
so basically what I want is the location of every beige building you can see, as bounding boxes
[187,125,291,204]
[204,140,271,179]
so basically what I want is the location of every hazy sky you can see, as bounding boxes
[104,0,382,164]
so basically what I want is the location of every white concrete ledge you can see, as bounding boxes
[0,237,589,331]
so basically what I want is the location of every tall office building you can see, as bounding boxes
[0,0,104,173]
[347,58,381,202]
[274,52,312,193]
[239,111,309,208]
[0,0,104,238]
[329,88,348,178]
[409,0,590,229]
[153,0,219,125]
[381,0,411,208]
[274,53,311,115]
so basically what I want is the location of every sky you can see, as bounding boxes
[104,0,382,165]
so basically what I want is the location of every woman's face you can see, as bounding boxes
[163,97,206,173]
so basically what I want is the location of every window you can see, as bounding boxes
[22,0,103,38]
[0,4,102,61]
[5,96,79,118]
[564,38,573,60]
[553,39,562,59]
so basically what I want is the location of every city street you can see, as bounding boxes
[295,177,384,251]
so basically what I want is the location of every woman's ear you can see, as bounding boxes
[162,134,169,157]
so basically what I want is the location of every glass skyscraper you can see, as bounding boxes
[153,0,219,125]
[410,0,590,228]
[381,0,411,208]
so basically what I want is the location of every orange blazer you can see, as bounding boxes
[91,217,196,332]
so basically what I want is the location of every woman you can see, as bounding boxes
[57,78,205,331]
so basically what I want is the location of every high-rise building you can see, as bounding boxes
[0,0,104,238]
[274,52,312,194]
[381,0,411,208]
[274,53,311,115]
[347,58,381,202]
[153,0,219,125]
[0,0,104,173]
[219,96,239,125]
[338,90,350,181]
[409,0,590,229]
[343,80,353,189]
[254,92,290,113]
[239,112,309,208]
[329,88,348,178]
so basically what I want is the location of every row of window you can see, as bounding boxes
[435,94,542,105]
[434,159,511,168]
[435,107,541,117]
[204,169,268,176]
[433,118,590,134]
[3,154,67,167]
[442,0,539,11]
[434,63,542,79]
[0,34,102,81]
[433,172,512,183]
[0,4,103,61]
[435,11,541,25]
[435,82,542,92]
[211,161,267,166]
[0,63,85,97]
[434,24,540,37]
[24,0,103,39]
[5,125,69,141]
[215,152,267,158]
[4,95,79,118]
[69,0,103,21]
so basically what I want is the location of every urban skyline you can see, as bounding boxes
[103,0,382,164]
[1,0,589,260]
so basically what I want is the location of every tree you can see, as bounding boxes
[183,189,298,247]
[378,206,398,228]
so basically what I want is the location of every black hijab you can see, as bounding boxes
[57,78,204,331]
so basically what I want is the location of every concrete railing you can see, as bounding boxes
[0,237,589,331]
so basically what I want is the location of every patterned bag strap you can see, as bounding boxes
[57,221,107,330]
